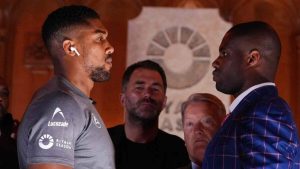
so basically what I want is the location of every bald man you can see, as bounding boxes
[202,21,300,168]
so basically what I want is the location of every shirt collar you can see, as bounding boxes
[229,82,275,112]
[191,161,201,169]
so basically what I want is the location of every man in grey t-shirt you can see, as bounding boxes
[17,5,115,169]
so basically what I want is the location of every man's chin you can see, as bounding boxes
[90,66,111,82]
[136,112,159,122]
[91,73,110,82]
[194,139,208,147]
[92,77,110,82]
[138,113,158,121]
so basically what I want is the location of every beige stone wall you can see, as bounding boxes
[127,7,231,137]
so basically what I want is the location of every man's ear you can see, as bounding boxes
[162,95,167,109]
[62,40,76,56]
[247,49,261,67]
[120,93,125,106]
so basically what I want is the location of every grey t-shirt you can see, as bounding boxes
[17,76,115,169]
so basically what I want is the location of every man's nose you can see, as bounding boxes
[105,41,114,55]
[143,88,153,98]
[193,122,205,133]
[212,58,220,69]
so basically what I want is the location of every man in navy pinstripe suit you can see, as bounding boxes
[202,21,300,169]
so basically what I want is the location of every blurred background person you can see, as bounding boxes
[0,76,19,169]
[0,76,10,119]
[0,76,19,138]
[179,93,225,169]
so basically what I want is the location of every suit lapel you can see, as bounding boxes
[208,86,278,148]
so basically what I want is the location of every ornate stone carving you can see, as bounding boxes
[215,0,249,22]
[146,26,210,89]
[141,0,216,8]
[24,33,53,74]
[90,0,143,21]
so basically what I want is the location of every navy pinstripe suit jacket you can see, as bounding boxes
[202,86,300,169]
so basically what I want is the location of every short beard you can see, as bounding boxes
[128,109,158,128]
[127,98,161,128]
[90,66,110,82]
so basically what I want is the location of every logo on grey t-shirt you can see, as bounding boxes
[39,134,54,149]
[48,107,69,127]
[92,113,102,128]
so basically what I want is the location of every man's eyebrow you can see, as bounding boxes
[94,29,107,35]
[152,82,163,88]
[135,80,145,85]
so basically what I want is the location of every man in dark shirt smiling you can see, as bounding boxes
[109,60,189,169]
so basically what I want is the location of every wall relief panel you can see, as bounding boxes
[24,32,53,74]
[127,7,231,138]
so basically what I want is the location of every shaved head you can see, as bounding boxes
[227,21,281,77]
[213,21,282,96]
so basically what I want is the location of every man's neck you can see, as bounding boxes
[57,57,94,97]
[56,72,93,97]
[124,120,158,143]
[68,76,93,97]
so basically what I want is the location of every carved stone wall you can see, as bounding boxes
[0,1,11,79]
[127,7,231,137]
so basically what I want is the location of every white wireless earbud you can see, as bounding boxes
[70,47,80,56]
